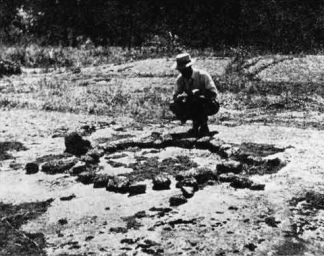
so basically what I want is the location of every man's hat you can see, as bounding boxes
[172,53,196,70]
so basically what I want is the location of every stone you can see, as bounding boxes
[109,227,128,233]
[25,162,39,174]
[250,183,266,190]
[128,183,147,196]
[218,173,237,183]
[77,171,96,184]
[216,160,243,174]
[244,243,257,251]
[246,155,263,165]
[175,169,195,181]
[219,144,238,158]
[176,177,198,191]
[230,177,253,189]
[266,157,282,167]
[64,132,92,156]
[93,174,109,188]
[80,155,96,164]
[209,138,224,152]
[79,125,96,136]
[152,174,171,190]
[194,167,218,185]
[41,157,77,174]
[120,238,137,244]
[60,194,76,201]
[106,176,130,193]
[169,194,188,207]
[85,148,103,163]
[264,217,278,227]
[58,218,68,225]
[181,186,195,198]
[69,161,86,175]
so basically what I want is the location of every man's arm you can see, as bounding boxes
[202,71,218,100]
[173,75,185,101]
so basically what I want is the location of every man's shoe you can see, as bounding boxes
[199,124,210,137]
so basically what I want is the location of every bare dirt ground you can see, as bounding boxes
[1,56,324,256]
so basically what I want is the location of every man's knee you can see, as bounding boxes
[206,100,220,116]
[170,101,185,114]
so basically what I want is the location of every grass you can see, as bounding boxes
[1,44,324,128]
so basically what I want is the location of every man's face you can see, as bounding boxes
[178,66,193,79]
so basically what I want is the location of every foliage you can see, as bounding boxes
[0,58,21,77]
[1,0,324,52]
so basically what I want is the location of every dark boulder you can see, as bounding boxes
[25,162,39,174]
[64,132,92,156]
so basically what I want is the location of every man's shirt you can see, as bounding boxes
[173,68,218,100]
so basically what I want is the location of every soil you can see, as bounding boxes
[1,56,324,255]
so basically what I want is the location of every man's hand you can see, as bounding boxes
[174,92,188,102]
[191,89,200,95]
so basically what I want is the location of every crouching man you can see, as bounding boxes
[170,53,220,137]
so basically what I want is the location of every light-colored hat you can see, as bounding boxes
[172,53,196,70]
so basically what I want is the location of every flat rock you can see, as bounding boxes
[216,160,243,174]
[169,194,188,207]
[41,157,77,175]
[128,183,147,196]
[250,183,266,190]
[230,177,253,189]
[218,173,237,182]
[69,161,87,175]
